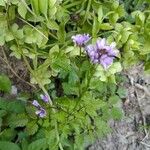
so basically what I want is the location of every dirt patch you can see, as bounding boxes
[0,46,35,94]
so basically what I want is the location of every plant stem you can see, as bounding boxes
[0,46,36,89]
[78,47,82,98]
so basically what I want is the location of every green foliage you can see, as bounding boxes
[0,0,150,149]
[0,141,20,150]
[28,138,48,150]
[0,74,11,93]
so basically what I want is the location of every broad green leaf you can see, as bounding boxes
[100,23,113,30]
[0,141,20,150]
[46,20,59,30]
[65,46,80,57]
[0,0,5,6]
[107,62,122,75]
[0,128,16,141]
[49,0,56,8]
[18,2,27,18]
[111,107,123,120]
[109,13,119,24]
[117,87,127,98]
[0,74,11,93]
[109,95,120,105]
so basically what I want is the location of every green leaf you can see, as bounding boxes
[93,65,107,82]
[26,121,38,135]
[109,13,119,24]
[107,62,122,75]
[0,110,7,117]
[8,113,28,128]
[117,87,127,98]
[95,118,111,137]
[46,20,59,30]
[0,128,16,141]
[49,0,56,8]
[0,141,20,150]
[99,23,113,30]
[109,95,120,105]
[57,22,66,43]
[0,74,11,93]
[7,100,25,113]
[62,83,79,96]
[111,107,123,120]
[18,2,27,18]
[92,15,99,37]
[98,5,103,23]
[28,138,48,150]
[0,0,6,6]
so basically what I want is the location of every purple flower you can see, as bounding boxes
[100,54,114,69]
[85,38,118,69]
[32,100,40,107]
[71,34,91,47]
[40,94,49,103]
[35,107,46,118]
[32,99,47,118]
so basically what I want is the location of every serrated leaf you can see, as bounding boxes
[8,114,28,128]
[111,107,123,120]
[7,100,25,113]
[117,87,127,98]
[109,95,120,105]
[26,122,38,135]
[28,138,48,150]
[62,83,79,96]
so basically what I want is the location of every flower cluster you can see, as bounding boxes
[71,34,118,69]
[32,94,49,118]
[86,38,117,69]
[71,34,91,47]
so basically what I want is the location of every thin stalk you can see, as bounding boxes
[78,47,82,98]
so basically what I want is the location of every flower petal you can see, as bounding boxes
[32,100,40,107]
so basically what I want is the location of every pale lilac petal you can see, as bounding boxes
[96,38,106,49]
[32,100,40,107]
[100,55,114,69]
[72,34,91,46]
[86,44,97,56]
[35,110,41,115]
[39,108,46,118]
[40,94,49,103]
[105,46,117,56]
[35,108,46,118]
